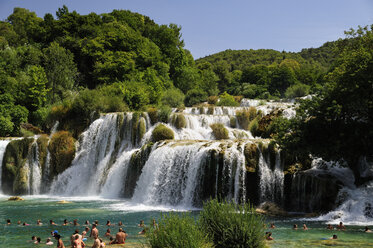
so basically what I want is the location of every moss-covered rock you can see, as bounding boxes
[207,106,214,115]
[13,166,28,195]
[256,202,288,216]
[230,116,236,128]
[123,143,153,197]
[151,124,174,142]
[248,117,259,135]
[8,196,24,201]
[255,109,282,138]
[236,107,257,130]
[171,114,187,129]
[210,123,229,140]
[147,107,158,125]
[49,131,75,175]
[244,143,260,172]
[2,138,34,195]
[37,135,49,171]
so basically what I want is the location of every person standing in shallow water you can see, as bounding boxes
[90,224,99,238]
[55,234,65,248]
[337,222,346,231]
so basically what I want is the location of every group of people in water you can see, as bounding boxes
[265,221,372,241]
[6,218,154,247]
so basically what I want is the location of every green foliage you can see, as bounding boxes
[147,213,213,248]
[151,124,174,142]
[171,114,187,129]
[147,107,158,125]
[210,123,229,139]
[0,116,14,136]
[26,65,49,109]
[285,83,310,99]
[185,88,208,107]
[199,199,265,248]
[217,92,239,106]
[207,96,218,105]
[236,107,258,130]
[248,117,259,135]
[161,88,185,108]
[158,105,172,123]
[49,131,75,175]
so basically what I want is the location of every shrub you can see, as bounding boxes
[249,117,259,135]
[172,114,187,129]
[207,106,214,115]
[285,83,310,99]
[207,96,218,105]
[147,107,158,125]
[161,88,185,108]
[234,95,243,103]
[199,199,265,248]
[151,124,174,142]
[236,107,257,130]
[49,131,75,175]
[0,116,14,137]
[210,123,229,140]
[217,92,239,107]
[230,116,236,128]
[185,88,208,107]
[158,105,171,123]
[147,213,213,248]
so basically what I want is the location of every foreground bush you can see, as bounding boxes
[147,213,213,248]
[236,107,258,130]
[49,131,75,175]
[199,199,265,248]
[210,123,229,139]
[151,124,174,142]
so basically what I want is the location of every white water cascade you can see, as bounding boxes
[0,140,11,193]
[258,150,284,203]
[25,140,42,194]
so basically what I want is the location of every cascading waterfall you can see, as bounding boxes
[258,150,283,204]
[0,140,11,193]
[25,140,42,194]
[41,121,59,192]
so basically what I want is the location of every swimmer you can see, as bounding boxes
[34,237,41,244]
[6,219,11,225]
[337,222,346,231]
[330,234,338,240]
[73,234,85,248]
[326,224,334,230]
[37,219,43,225]
[46,238,53,245]
[17,220,21,225]
[106,220,112,226]
[70,229,82,247]
[265,232,274,240]
[73,219,79,226]
[23,222,29,226]
[138,220,146,235]
[94,220,99,225]
[49,220,57,225]
[118,221,123,226]
[270,223,275,229]
[84,220,90,225]
[90,224,99,239]
[105,228,112,237]
[112,228,127,244]
[293,224,298,230]
[365,226,372,233]
[29,236,37,243]
[303,224,308,230]
[62,219,69,226]
[55,234,65,248]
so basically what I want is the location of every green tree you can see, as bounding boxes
[26,65,49,109]
[44,42,77,103]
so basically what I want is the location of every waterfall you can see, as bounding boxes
[131,140,247,207]
[0,140,10,193]
[25,140,42,194]
[41,121,59,192]
[258,149,283,204]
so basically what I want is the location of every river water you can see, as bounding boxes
[0,195,372,247]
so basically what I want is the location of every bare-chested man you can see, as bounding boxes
[113,228,128,244]
[90,224,99,239]
[70,229,82,247]
[72,235,85,248]
[92,236,101,248]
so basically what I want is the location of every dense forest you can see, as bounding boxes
[0,6,372,171]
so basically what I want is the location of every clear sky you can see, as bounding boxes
[0,0,372,59]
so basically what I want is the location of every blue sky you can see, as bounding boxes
[0,0,372,59]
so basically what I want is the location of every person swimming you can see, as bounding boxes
[138,220,146,234]
[270,223,275,229]
[293,224,298,230]
[37,219,43,225]
[6,219,11,225]
[303,224,308,230]
[84,220,90,225]
[365,226,372,233]
[45,238,53,246]
[62,219,69,226]
[73,219,79,226]
[337,222,346,230]
[106,220,112,226]
[326,224,334,230]
[105,228,112,237]
[118,221,123,226]
[331,234,338,240]
[49,220,57,225]
[265,232,274,240]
